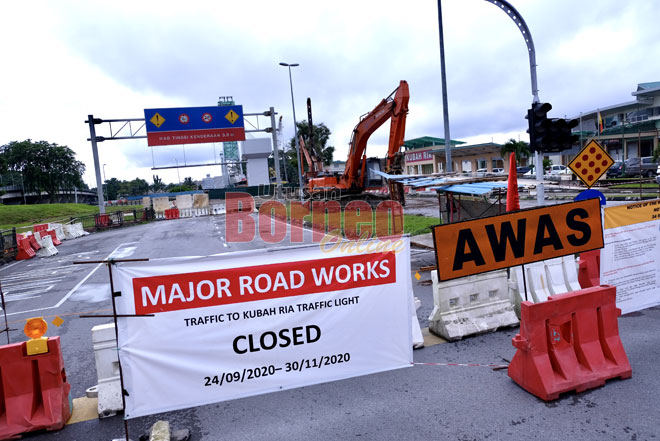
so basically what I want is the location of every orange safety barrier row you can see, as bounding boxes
[578,249,600,289]
[165,208,180,220]
[508,285,631,401]
[0,337,72,439]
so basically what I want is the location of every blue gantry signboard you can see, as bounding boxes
[144,106,245,146]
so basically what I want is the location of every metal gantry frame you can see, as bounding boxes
[85,108,282,213]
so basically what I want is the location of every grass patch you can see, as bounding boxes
[0,203,142,231]
[609,183,659,189]
[403,214,441,236]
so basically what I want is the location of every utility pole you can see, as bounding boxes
[483,0,544,205]
[437,0,453,173]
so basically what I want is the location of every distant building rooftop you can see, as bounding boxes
[403,136,465,150]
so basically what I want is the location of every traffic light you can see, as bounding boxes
[542,118,580,153]
[526,102,579,153]
[526,102,551,152]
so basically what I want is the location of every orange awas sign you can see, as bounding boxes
[568,140,614,188]
[432,198,603,281]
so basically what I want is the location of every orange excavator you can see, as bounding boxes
[308,80,409,194]
[299,135,324,180]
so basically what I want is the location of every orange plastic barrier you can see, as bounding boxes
[45,230,62,246]
[15,236,35,260]
[0,337,72,438]
[27,234,41,251]
[578,249,600,289]
[165,208,180,220]
[33,224,48,233]
[508,285,631,401]
[95,214,111,228]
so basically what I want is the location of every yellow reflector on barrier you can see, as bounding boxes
[24,318,49,355]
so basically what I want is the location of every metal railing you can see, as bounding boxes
[73,208,155,232]
[0,228,18,264]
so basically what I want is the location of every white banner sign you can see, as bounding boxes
[601,199,660,314]
[113,239,413,418]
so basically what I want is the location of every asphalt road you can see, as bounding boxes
[2,214,659,441]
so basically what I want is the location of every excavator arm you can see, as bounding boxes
[307,80,409,194]
[342,80,410,190]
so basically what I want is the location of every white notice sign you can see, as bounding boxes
[113,239,413,418]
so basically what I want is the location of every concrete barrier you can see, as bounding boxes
[91,323,123,418]
[153,197,171,219]
[192,193,210,217]
[175,195,193,218]
[429,269,518,341]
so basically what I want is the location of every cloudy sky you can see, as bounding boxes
[1,0,657,187]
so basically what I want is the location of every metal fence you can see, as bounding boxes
[0,228,18,264]
[73,208,155,232]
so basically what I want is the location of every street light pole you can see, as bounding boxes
[280,62,304,199]
[102,164,108,204]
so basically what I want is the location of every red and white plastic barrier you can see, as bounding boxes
[0,337,72,439]
[508,285,632,401]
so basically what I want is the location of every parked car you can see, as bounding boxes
[516,166,531,175]
[547,165,568,175]
[606,161,624,178]
[624,156,658,177]
[492,168,504,175]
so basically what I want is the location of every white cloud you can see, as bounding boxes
[2,0,658,188]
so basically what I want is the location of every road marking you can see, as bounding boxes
[0,261,21,272]
[4,242,137,316]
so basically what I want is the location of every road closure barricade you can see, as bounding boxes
[211,204,225,215]
[45,229,62,246]
[89,323,123,418]
[35,232,58,257]
[15,235,36,260]
[62,222,87,239]
[164,208,180,220]
[175,194,193,218]
[95,213,112,228]
[33,223,48,234]
[27,233,42,251]
[48,223,66,242]
[508,285,632,401]
[429,269,518,341]
[509,256,582,318]
[0,337,72,439]
[578,249,601,289]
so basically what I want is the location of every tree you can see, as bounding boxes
[119,178,150,197]
[182,177,196,189]
[0,140,85,202]
[152,174,165,192]
[104,177,122,200]
[500,139,531,164]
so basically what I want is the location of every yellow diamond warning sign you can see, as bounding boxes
[225,109,239,124]
[568,139,614,188]
[150,112,165,128]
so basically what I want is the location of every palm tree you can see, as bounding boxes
[501,139,531,164]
